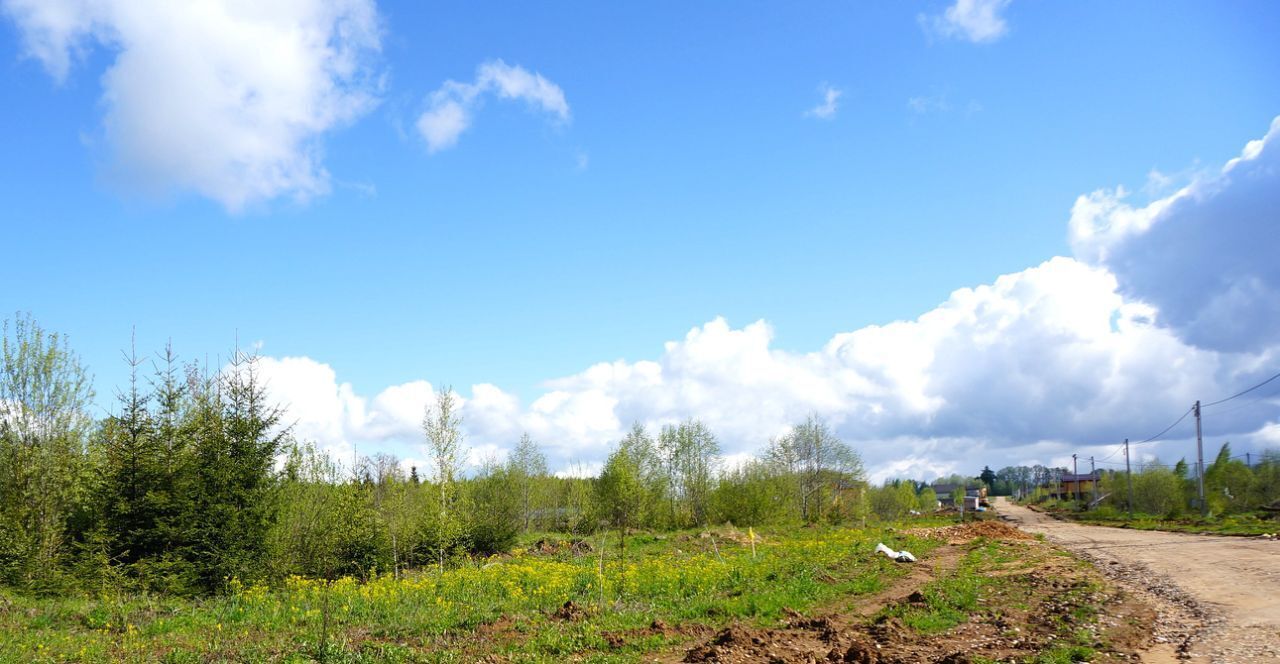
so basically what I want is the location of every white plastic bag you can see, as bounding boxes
[875,542,917,563]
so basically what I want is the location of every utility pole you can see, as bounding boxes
[1124,438,1133,519]
[1072,454,1079,504]
[1090,456,1097,507]
[1247,452,1252,468]
[1194,400,1206,517]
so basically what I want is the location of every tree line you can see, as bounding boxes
[1,315,880,596]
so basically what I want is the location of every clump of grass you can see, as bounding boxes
[1035,644,1096,663]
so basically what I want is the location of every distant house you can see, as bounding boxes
[1049,472,1100,500]
[932,483,988,509]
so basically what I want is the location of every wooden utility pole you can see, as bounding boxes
[1072,454,1080,504]
[1090,456,1097,507]
[1124,439,1133,519]
[1194,400,1206,517]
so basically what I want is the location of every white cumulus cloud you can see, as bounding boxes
[921,0,1012,44]
[2,0,383,212]
[247,257,1273,479]
[416,59,570,153]
[1070,116,1280,353]
[243,118,1280,481]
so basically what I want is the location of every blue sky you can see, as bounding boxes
[2,0,1279,478]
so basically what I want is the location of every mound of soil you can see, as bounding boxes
[602,618,714,650]
[529,537,594,556]
[906,521,1035,544]
[552,600,586,622]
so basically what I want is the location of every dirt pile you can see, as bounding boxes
[679,612,1010,663]
[905,521,1035,544]
[551,600,586,622]
[602,618,713,650]
[528,537,594,556]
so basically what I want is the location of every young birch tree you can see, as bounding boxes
[508,433,548,532]
[0,314,94,589]
[767,414,861,523]
[423,388,466,572]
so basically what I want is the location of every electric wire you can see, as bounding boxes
[1096,443,1127,462]
[1049,372,1280,494]
[1202,369,1280,408]
[1136,404,1192,447]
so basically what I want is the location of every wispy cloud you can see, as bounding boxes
[908,94,951,115]
[907,93,982,117]
[417,60,570,153]
[920,0,1012,44]
[805,83,843,120]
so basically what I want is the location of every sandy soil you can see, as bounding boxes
[997,497,1280,663]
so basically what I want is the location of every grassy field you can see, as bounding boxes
[1032,503,1279,536]
[0,524,944,663]
[0,518,1154,663]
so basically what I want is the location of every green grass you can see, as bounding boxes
[1043,504,1279,536]
[877,539,1008,633]
[0,524,943,663]
[874,536,1119,663]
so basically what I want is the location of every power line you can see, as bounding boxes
[1203,369,1280,408]
[1096,458,1174,469]
[1096,442,1126,462]
[1202,381,1280,418]
[1133,406,1194,445]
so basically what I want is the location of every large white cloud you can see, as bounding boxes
[1070,116,1280,354]
[250,259,1273,481]
[416,59,570,153]
[248,119,1280,482]
[2,0,382,211]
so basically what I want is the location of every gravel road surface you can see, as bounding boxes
[997,498,1280,662]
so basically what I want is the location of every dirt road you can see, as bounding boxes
[997,498,1280,662]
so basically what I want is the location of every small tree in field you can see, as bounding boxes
[766,414,862,523]
[422,388,466,572]
[596,442,645,558]
[508,433,548,532]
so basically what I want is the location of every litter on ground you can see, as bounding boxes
[875,542,917,562]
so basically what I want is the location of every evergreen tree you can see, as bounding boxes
[184,350,289,591]
[99,341,166,570]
